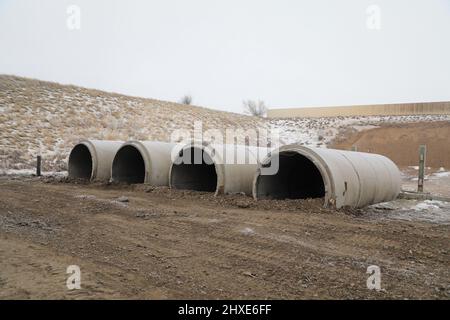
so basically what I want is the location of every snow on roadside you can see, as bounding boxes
[431,171,450,178]
[408,171,450,181]
[367,199,450,224]
[0,168,67,176]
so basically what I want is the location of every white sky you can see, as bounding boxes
[0,0,449,113]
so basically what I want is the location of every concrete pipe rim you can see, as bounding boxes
[111,141,150,184]
[68,140,98,181]
[252,145,334,207]
[169,141,224,196]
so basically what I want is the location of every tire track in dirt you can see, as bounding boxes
[1,177,449,299]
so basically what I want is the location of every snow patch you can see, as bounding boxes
[368,199,450,224]
[0,168,66,176]
[413,200,444,211]
[431,171,450,178]
[240,227,255,236]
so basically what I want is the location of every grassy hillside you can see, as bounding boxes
[0,75,264,170]
[1,74,449,171]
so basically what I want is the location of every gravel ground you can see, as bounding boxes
[0,175,448,299]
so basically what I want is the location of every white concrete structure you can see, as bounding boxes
[170,141,271,195]
[253,145,401,208]
[68,140,123,181]
[111,140,176,185]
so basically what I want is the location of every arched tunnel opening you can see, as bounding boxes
[112,145,146,183]
[68,144,93,180]
[255,151,325,200]
[171,147,218,192]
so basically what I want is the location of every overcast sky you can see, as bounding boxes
[0,0,449,113]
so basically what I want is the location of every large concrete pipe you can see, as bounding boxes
[253,145,401,208]
[68,140,123,181]
[170,141,271,195]
[111,141,176,185]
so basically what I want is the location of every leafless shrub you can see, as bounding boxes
[180,95,192,105]
[243,100,267,117]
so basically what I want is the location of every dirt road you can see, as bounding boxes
[0,176,448,299]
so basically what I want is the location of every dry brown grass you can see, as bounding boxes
[0,75,264,170]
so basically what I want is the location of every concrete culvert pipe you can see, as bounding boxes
[170,141,271,195]
[68,140,123,181]
[253,145,401,208]
[111,141,176,185]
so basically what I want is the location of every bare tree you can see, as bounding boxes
[243,100,267,117]
[180,95,192,105]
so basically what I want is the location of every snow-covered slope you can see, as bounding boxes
[0,75,264,170]
[2,74,449,171]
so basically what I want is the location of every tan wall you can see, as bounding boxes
[267,101,450,118]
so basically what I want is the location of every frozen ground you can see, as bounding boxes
[0,168,67,177]
[401,166,450,197]
[367,167,450,225]
[367,199,450,225]
[369,167,450,224]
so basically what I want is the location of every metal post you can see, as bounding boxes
[36,155,41,177]
[418,145,426,192]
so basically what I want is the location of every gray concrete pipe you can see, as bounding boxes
[111,140,176,185]
[169,141,271,195]
[68,140,123,181]
[253,145,401,208]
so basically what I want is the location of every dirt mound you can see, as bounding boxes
[330,121,450,167]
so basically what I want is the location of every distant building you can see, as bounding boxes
[267,101,450,118]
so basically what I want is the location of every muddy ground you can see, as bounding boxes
[0,175,449,299]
